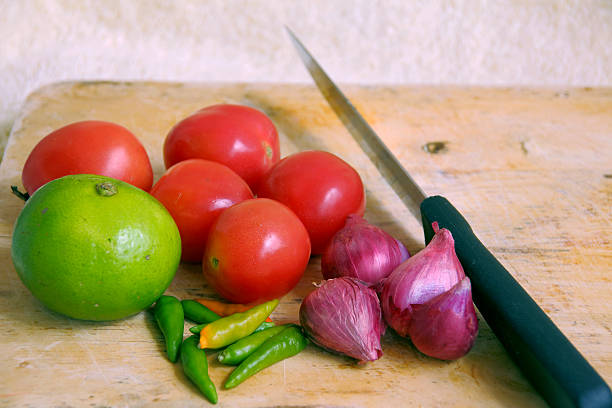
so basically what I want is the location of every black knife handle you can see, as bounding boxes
[421,195,611,408]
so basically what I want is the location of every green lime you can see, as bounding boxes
[11,174,181,321]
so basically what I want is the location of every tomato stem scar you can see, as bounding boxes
[211,257,220,268]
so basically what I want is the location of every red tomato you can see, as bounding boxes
[22,120,153,194]
[150,159,253,263]
[257,150,365,254]
[202,198,311,304]
[163,104,280,191]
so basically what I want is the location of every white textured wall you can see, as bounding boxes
[1,0,611,153]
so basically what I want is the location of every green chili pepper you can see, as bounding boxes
[189,322,208,334]
[217,324,288,365]
[190,319,275,335]
[198,299,279,349]
[252,321,276,333]
[181,299,221,324]
[153,295,184,363]
[224,325,307,389]
[180,335,218,404]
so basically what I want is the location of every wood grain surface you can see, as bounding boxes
[0,82,610,407]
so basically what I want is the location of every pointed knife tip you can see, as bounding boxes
[284,25,295,38]
[284,27,309,62]
[285,26,302,50]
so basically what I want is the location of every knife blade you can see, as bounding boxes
[286,27,612,408]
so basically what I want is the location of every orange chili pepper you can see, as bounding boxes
[198,299,279,349]
[195,298,272,322]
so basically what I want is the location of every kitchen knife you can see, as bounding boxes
[286,27,612,408]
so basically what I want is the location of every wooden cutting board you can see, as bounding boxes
[0,82,610,407]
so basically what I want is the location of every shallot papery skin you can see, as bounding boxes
[299,277,384,363]
[321,215,410,285]
[408,277,478,360]
[380,222,465,337]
